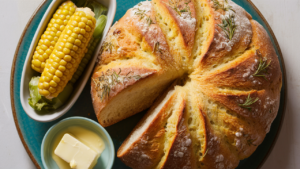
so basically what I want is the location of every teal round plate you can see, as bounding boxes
[10,0,287,169]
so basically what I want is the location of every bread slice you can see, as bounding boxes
[117,82,196,169]
[152,0,196,68]
[117,83,178,169]
[91,1,185,127]
[158,90,197,169]
[191,0,215,69]
[91,59,180,127]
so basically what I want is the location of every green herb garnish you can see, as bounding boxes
[134,8,153,26]
[93,69,142,100]
[203,149,209,158]
[239,94,259,110]
[212,0,235,12]
[247,138,257,146]
[253,50,271,80]
[100,42,113,54]
[163,0,191,16]
[218,14,237,40]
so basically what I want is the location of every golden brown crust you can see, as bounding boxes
[91,66,157,126]
[117,84,179,169]
[92,0,283,168]
[161,113,197,169]
[196,0,253,73]
[153,0,197,65]
[161,0,196,49]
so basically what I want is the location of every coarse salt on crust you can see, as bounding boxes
[212,0,252,52]
[130,1,152,34]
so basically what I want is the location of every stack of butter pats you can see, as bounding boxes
[55,134,100,169]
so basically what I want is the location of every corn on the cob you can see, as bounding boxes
[38,8,96,99]
[70,37,99,83]
[70,15,107,84]
[31,1,76,73]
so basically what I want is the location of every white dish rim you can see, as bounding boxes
[20,0,116,122]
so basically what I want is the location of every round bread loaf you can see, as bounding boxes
[91,0,282,168]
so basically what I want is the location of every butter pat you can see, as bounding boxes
[54,133,99,169]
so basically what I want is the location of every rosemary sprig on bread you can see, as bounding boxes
[239,94,259,110]
[253,50,271,80]
[218,14,237,40]
[212,0,235,12]
[92,69,141,100]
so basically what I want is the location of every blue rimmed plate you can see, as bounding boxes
[10,0,287,168]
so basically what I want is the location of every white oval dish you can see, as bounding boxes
[20,0,116,122]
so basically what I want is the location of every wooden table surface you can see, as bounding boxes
[0,0,299,168]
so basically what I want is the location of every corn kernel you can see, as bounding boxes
[66,29,72,35]
[71,20,78,27]
[72,45,78,51]
[49,67,56,74]
[46,72,54,79]
[78,22,86,28]
[70,7,76,13]
[70,58,76,64]
[39,90,50,96]
[57,31,62,37]
[85,25,91,32]
[66,63,72,69]
[77,34,83,40]
[53,76,60,83]
[38,82,44,89]
[74,16,81,22]
[56,45,63,51]
[63,48,71,54]
[43,82,50,89]
[58,65,66,72]
[52,62,59,69]
[87,20,93,27]
[64,55,72,62]
[42,53,48,59]
[53,55,60,62]
[71,33,78,39]
[65,42,73,49]
[49,80,57,87]
[74,39,81,46]
[55,70,63,77]
[41,63,46,69]
[60,60,67,66]
[68,37,75,43]
[38,55,45,62]
[62,9,69,15]
[32,60,41,67]
[60,25,65,31]
[49,87,56,93]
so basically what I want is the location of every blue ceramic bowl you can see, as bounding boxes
[41,117,115,169]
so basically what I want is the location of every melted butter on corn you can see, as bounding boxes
[38,8,96,99]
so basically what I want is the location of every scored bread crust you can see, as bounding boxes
[91,0,282,168]
[117,83,179,169]
[91,1,186,126]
